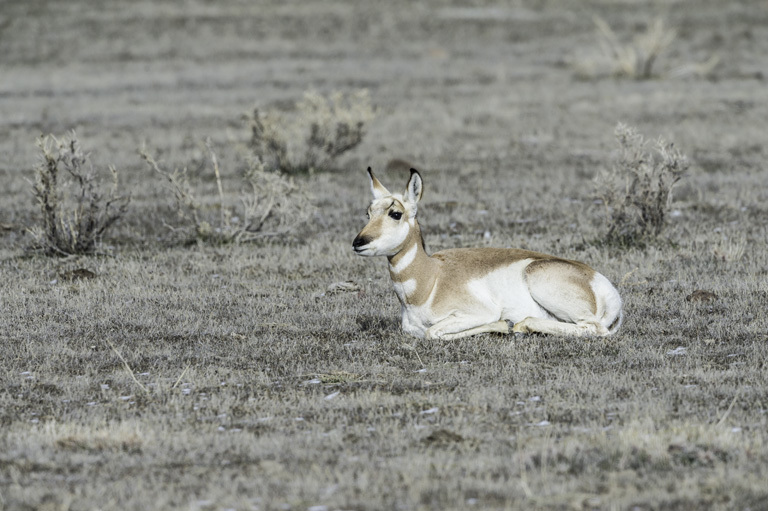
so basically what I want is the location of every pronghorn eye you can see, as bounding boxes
[388,211,403,221]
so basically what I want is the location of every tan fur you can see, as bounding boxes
[525,259,597,315]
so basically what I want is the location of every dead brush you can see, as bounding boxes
[247,89,375,175]
[30,132,130,256]
[594,16,676,79]
[140,140,312,244]
[596,123,689,247]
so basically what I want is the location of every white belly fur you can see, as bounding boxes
[466,260,551,323]
[398,259,554,337]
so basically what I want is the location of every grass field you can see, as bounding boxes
[2,1,768,510]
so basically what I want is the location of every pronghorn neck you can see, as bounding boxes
[387,220,436,306]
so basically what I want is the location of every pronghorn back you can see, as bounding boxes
[353,168,623,340]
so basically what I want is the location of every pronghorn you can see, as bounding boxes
[352,168,623,340]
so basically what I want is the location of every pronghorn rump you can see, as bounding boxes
[353,168,623,340]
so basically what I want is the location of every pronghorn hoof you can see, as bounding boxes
[512,321,532,334]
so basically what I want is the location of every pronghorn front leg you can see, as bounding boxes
[425,319,510,341]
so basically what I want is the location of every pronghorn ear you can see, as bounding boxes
[367,167,390,199]
[405,169,423,206]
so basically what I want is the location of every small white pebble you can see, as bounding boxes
[324,391,340,400]
[420,407,439,415]
[535,420,551,427]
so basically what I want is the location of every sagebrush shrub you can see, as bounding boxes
[30,132,130,255]
[248,89,375,175]
[596,123,689,247]
[140,141,312,244]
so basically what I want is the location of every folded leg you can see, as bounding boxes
[425,319,509,340]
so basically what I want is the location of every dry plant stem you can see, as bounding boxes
[716,395,739,427]
[172,364,191,389]
[403,343,425,368]
[105,338,149,395]
[139,147,201,229]
[205,138,226,228]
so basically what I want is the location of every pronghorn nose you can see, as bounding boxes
[353,235,370,250]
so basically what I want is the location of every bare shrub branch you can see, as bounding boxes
[140,142,312,244]
[30,132,130,255]
[247,89,375,175]
[594,16,676,79]
[596,123,689,247]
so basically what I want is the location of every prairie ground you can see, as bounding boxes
[1,1,768,510]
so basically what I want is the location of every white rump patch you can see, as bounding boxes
[590,272,623,331]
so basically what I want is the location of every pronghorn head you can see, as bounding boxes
[353,167,423,257]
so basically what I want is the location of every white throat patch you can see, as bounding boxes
[390,244,417,274]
